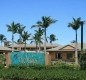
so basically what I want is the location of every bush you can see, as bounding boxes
[79,54,86,70]
[0,65,86,80]
[9,64,30,69]
[0,54,6,68]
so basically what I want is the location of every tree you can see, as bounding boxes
[30,33,39,52]
[80,20,85,53]
[22,31,31,51]
[48,34,58,48]
[31,16,57,54]
[68,17,81,64]
[0,34,6,45]
[7,21,19,51]
[35,28,43,52]
[30,28,43,52]
[17,24,25,44]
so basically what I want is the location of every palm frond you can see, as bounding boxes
[31,25,38,28]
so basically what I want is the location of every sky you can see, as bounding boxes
[0,0,86,45]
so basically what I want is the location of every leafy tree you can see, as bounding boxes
[7,21,19,51]
[30,33,39,52]
[0,34,6,45]
[48,34,58,47]
[30,28,43,52]
[68,17,81,64]
[31,16,57,54]
[17,24,25,44]
[22,31,31,51]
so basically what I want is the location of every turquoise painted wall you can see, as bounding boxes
[10,52,45,65]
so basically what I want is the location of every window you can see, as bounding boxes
[67,53,73,59]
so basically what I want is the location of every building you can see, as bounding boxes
[47,43,86,62]
[3,43,86,64]
[0,45,11,66]
[8,43,60,51]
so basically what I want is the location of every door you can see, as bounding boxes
[55,53,61,59]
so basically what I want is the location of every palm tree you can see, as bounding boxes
[17,24,25,44]
[68,17,81,64]
[31,16,57,54]
[30,28,43,52]
[30,33,39,52]
[48,34,58,48]
[0,34,6,45]
[22,31,31,51]
[80,20,85,53]
[35,28,43,52]
[7,21,19,51]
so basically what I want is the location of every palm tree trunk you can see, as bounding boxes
[44,28,46,54]
[51,42,53,48]
[12,33,14,52]
[25,41,26,52]
[81,23,83,53]
[38,42,41,53]
[75,30,78,64]
[19,34,22,51]
[36,42,38,52]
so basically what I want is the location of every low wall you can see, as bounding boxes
[6,52,51,65]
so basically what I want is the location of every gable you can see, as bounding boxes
[59,45,75,50]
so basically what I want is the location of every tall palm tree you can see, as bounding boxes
[80,20,85,53]
[48,34,58,48]
[31,16,57,54]
[30,33,38,52]
[17,24,25,44]
[0,34,6,45]
[7,21,19,51]
[22,31,31,51]
[35,28,43,52]
[68,17,81,64]
[30,28,43,52]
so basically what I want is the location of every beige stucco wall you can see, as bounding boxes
[49,52,56,60]
[5,52,11,66]
[45,52,51,65]
[48,51,75,62]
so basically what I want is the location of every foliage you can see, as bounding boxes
[79,54,86,70]
[68,17,81,30]
[0,65,86,80]
[0,60,84,80]
[17,24,26,44]
[0,34,6,45]
[0,54,6,68]
[48,34,58,44]
[31,16,57,54]
[30,28,43,52]
[52,60,80,70]
[21,31,31,51]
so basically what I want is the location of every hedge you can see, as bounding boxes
[0,65,86,80]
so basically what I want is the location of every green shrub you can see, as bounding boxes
[79,54,86,70]
[0,54,6,68]
[9,64,30,69]
[0,64,4,69]
[0,66,86,80]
